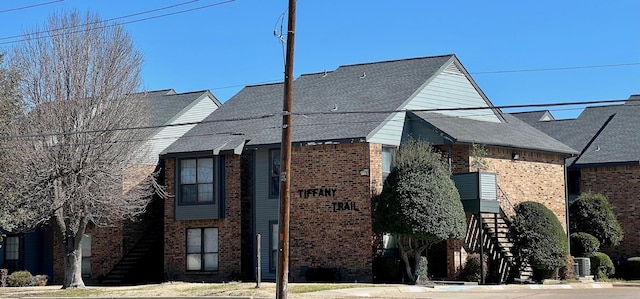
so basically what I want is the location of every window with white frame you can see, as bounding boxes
[81,234,91,276]
[186,227,219,271]
[180,158,215,204]
[382,146,396,181]
[269,150,281,198]
[269,221,278,272]
[4,236,20,269]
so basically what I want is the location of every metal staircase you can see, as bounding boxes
[99,196,164,286]
[479,213,532,283]
[463,183,533,283]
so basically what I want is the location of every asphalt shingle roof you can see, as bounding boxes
[411,112,577,154]
[163,55,454,154]
[513,95,640,166]
[139,89,220,127]
[163,54,577,156]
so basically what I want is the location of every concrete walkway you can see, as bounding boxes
[309,282,615,298]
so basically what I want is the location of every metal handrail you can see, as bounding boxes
[497,185,516,220]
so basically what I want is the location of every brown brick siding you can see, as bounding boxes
[443,145,568,277]
[163,155,242,282]
[52,224,124,284]
[288,142,374,282]
[52,164,158,284]
[581,165,640,259]
[449,145,568,229]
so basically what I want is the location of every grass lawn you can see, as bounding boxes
[0,282,376,298]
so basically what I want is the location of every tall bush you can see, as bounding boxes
[509,201,569,281]
[569,193,623,247]
[373,138,466,283]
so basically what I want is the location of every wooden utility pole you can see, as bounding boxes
[276,0,296,299]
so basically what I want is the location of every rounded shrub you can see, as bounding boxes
[627,257,640,280]
[31,274,48,286]
[588,252,615,281]
[510,201,569,281]
[570,232,600,256]
[7,270,32,287]
[569,193,623,247]
[460,253,487,282]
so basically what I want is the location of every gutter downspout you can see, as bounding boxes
[564,156,571,256]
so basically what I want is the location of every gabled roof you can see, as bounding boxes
[510,110,555,123]
[513,95,640,167]
[163,55,457,154]
[140,89,221,127]
[162,54,574,156]
[410,112,577,154]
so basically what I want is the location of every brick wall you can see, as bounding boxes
[443,145,568,278]
[581,165,640,259]
[288,142,374,282]
[52,224,124,284]
[449,145,568,229]
[163,155,242,282]
[52,164,158,284]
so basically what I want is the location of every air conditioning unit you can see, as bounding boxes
[574,257,591,277]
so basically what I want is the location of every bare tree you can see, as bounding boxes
[0,53,22,231]
[0,11,154,288]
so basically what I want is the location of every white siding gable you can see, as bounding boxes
[138,95,218,165]
[368,60,501,145]
[406,62,501,123]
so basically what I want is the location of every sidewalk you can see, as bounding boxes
[309,282,615,298]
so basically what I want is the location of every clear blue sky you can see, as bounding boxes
[1,0,638,119]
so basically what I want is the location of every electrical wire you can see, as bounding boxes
[0,0,63,14]
[0,0,236,45]
[472,62,640,75]
[0,97,635,141]
[0,0,199,42]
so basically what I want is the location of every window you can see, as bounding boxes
[81,234,91,276]
[4,236,20,270]
[568,170,581,195]
[269,150,281,198]
[180,158,214,204]
[382,146,396,181]
[269,221,279,272]
[186,228,219,271]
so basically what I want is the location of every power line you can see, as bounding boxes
[207,61,640,93]
[0,0,198,41]
[0,97,635,140]
[0,0,236,45]
[471,62,640,75]
[0,0,63,14]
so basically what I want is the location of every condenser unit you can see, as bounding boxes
[574,257,591,277]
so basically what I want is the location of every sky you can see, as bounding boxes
[0,0,638,119]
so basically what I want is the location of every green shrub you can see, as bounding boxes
[31,274,48,286]
[588,252,615,281]
[7,270,32,287]
[415,256,430,285]
[569,193,623,247]
[510,201,569,281]
[460,253,487,282]
[627,257,640,280]
[305,267,340,282]
[570,232,600,256]
[559,255,575,280]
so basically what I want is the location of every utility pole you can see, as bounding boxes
[276,0,296,299]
